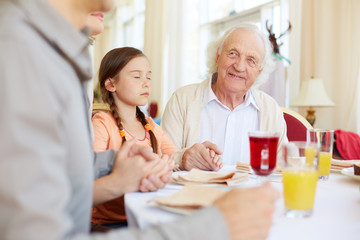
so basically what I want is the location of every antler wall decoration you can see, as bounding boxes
[266,20,292,54]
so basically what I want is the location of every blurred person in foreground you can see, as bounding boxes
[0,0,279,240]
[85,11,105,109]
[162,23,288,171]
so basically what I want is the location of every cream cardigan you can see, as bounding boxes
[161,78,288,168]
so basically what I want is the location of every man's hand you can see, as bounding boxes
[110,139,151,193]
[182,141,223,171]
[214,183,280,240]
[93,140,154,206]
[94,139,178,204]
[139,154,178,192]
[127,141,158,160]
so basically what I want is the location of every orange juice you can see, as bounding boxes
[282,169,318,210]
[305,147,315,167]
[318,152,332,176]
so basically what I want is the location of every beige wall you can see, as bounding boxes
[296,0,360,132]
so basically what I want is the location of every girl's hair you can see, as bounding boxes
[98,47,158,153]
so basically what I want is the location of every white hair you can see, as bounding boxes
[205,23,275,88]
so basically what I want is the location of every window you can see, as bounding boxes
[199,0,273,24]
[198,0,287,80]
[114,0,145,50]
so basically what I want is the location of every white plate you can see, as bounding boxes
[341,167,360,181]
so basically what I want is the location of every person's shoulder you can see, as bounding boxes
[175,82,201,93]
[146,117,161,129]
[0,3,33,45]
[146,117,156,125]
[171,79,208,99]
[146,117,165,135]
[251,89,279,106]
[92,111,114,122]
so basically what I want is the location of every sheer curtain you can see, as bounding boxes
[144,0,200,114]
[294,0,360,133]
[143,0,168,114]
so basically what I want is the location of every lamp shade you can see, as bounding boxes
[291,78,335,107]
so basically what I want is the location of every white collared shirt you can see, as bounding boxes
[199,80,259,165]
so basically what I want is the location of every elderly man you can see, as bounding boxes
[162,24,287,170]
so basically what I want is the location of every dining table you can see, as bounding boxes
[125,165,360,240]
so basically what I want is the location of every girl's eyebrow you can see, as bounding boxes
[129,70,152,74]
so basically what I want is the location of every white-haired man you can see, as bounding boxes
[162,24,287,170]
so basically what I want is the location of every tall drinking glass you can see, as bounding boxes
[282,141,319,218]
[248,131,279,183]
[307,129,334,180]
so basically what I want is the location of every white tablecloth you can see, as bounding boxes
[125,167,360,240]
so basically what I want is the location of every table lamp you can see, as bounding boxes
[291,77,335,126]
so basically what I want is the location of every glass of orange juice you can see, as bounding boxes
[281,141,319,218]
[307,129,334,180]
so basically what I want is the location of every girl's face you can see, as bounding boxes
[109,56,152,107]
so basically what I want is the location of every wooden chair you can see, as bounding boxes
[281,107,313,141]
[92,103,110,117]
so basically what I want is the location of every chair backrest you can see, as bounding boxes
[92,103,110,117]
[281,107,313,141]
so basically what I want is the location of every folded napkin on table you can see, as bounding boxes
[236,161,282,174]
[236,162,251,173]
[172,168,248,186]
[331,159,360,170]
[152,184,226,213]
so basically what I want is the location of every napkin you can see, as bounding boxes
[172,168,248,186]
[236,162,251,173]
[236,161,282,174]
[331,159,360,170]
[152,184,226,213]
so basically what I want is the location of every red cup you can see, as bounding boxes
[249,132,279,176]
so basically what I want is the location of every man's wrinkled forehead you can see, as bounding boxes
[221,29,265,58]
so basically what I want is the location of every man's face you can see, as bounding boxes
[215,28,265,96]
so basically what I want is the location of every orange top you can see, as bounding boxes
[91,111,177,225]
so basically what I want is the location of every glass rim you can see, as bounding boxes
[307,129,334,133]
[282,141,319,170]
[248,131,280,137]
[283,141,318,147]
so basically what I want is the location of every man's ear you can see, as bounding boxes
[215,49,220,67]
[258,66,264,74]
[104,78,116,92]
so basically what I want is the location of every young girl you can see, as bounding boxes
[91,47,178,228]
